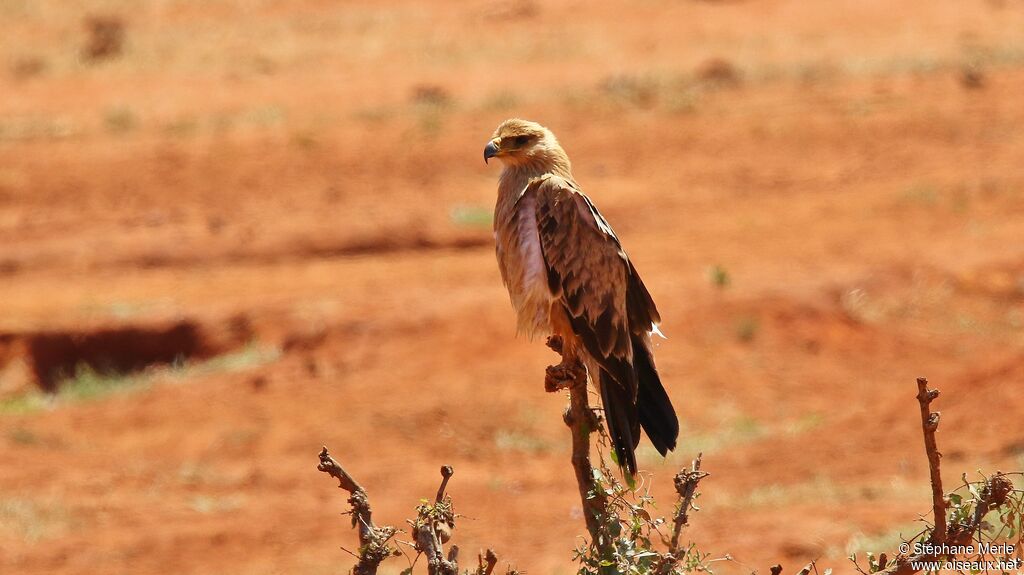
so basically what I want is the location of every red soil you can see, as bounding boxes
[1,1,1023,573]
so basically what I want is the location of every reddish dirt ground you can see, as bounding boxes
[2,1,1023,574]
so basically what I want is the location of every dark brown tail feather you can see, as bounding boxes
[599,369,639,475]
[632,334,679,456]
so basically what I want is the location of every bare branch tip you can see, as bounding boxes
[435,466,455,503]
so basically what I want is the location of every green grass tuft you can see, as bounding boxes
[449,204,493,229]
[494,429,552,455]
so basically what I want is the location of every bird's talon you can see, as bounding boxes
[545,335,564,354]
[545,364,574,392]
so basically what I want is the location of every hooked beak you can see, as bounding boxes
[483,140,500,164]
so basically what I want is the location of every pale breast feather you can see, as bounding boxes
[496,186,557,337]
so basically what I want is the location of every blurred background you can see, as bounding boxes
[2,1,1023,573]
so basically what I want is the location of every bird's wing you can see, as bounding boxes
[519,174,674,473]
[518,174,639,397]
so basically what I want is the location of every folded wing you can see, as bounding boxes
[520,175,678,474]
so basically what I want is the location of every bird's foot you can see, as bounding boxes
[544,335,586,392]
[545,364,574,392]
[545,359,587,393]
[545,335,564,354]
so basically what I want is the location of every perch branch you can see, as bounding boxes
[546,335,606,542]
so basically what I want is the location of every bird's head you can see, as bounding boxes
[483,119,562,167]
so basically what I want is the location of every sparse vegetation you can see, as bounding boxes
[321,373,1023,575]
[411,84,456,139]
[707,265,731,290]
[481,90,520,112]
[449,205,493,229]
[493,428,552,455]
[0,498,71,542]
[103,105,138,134]
[0,343,280,415]
[0,116,78,142]
[80,15,125,63]
[735,317,759,343]
[6,427,41,446]
[187,495,246,514]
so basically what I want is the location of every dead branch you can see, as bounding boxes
[414,466,459,575]
[317,446,396,575]
[669,453,709,555]
[880,473,1014,575]
[767,560,820,575]
[474,549,499,575]
[876,378,1016,575]
[436,465,454,503]
[651,455,712,574]
[317,446,372,541]
[915,377,946,545]
[317,451,518,574]
[546,335,606,542]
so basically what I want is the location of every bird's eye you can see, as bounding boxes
[513,135,531,147]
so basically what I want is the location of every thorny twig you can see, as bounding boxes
[474,549,499,575]
[877,475,1014,575]
[649,455,713,575]
[414,466,459,575]
[317,446,397,575]
[872,378,1017,575]
[669,453,709,555]
[768,559,823,575]
[317,452,520,574]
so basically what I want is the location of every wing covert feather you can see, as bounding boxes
[524,175,637,397]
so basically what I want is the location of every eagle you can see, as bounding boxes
[484,118,679,474]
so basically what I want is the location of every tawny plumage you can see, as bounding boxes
[484,118,679,474]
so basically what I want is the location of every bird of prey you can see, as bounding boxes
[483,118,679,474]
